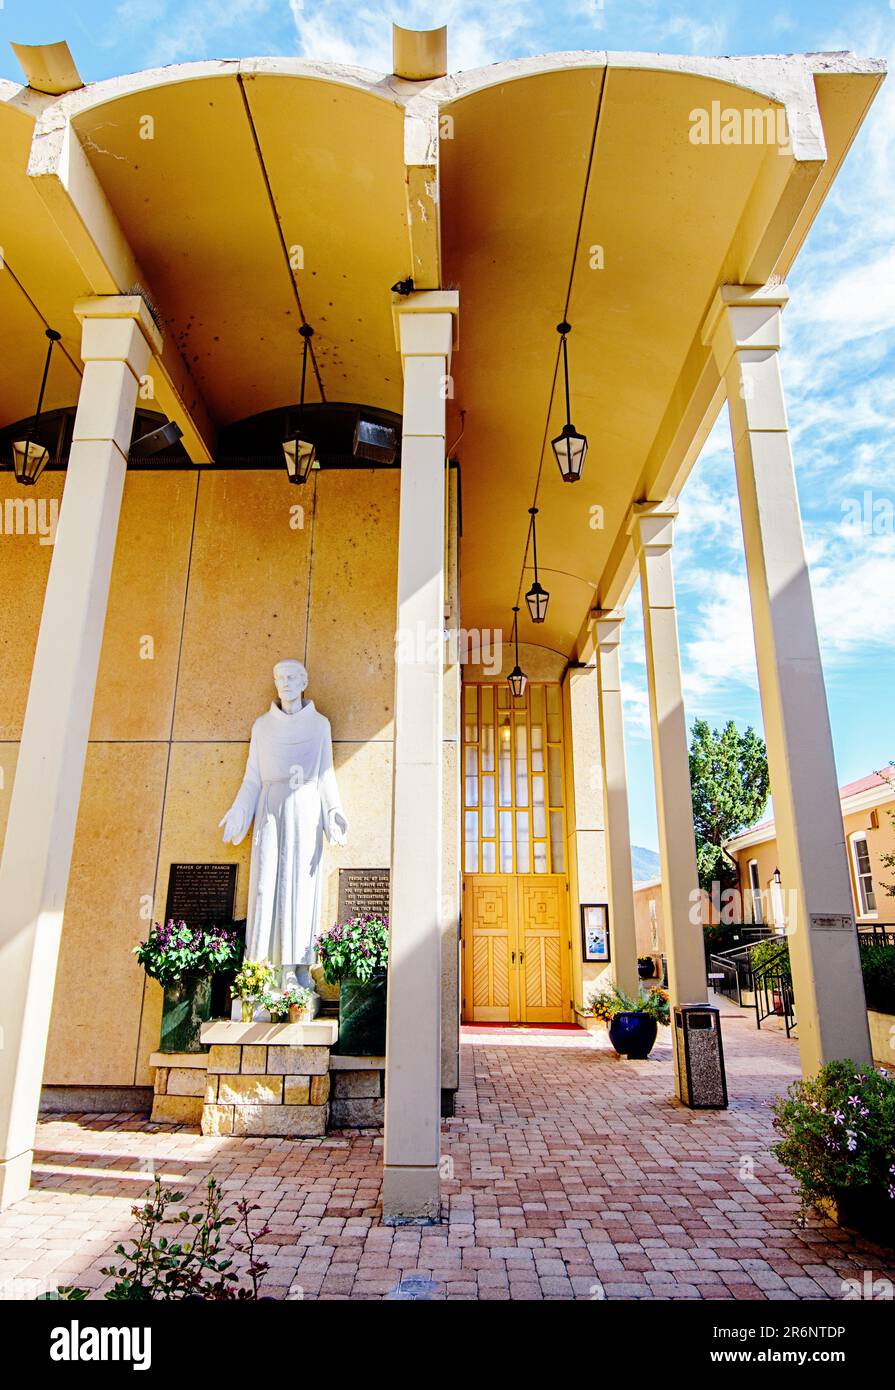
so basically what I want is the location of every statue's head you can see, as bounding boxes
[273,659,308,705]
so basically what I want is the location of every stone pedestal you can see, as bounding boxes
[198,1019,338,1137]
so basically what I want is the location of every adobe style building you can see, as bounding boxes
[0,26,886,1218]
[726,767,895,931]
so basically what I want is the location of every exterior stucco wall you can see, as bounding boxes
[730,797,895,928]
[0,467,405,1088]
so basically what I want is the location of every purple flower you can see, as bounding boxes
[832,1110,845,1125]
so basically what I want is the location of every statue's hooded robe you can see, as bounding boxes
[231,700,346,966]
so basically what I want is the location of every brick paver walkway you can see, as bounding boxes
[2,1013,893,1300]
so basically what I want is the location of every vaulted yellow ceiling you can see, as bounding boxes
[0,50,884,663]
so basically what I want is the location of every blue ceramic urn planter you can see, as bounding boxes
[608,1010,657,1060]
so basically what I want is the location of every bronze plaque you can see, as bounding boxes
[337,868,390,923]
[164,863,238,926]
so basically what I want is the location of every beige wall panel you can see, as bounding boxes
[0,475,64,739]
[174,471,313,740]
[92,472,198,741]
[135,741,253,1082]
[305,470,399,742]
[44,742,168,1085]
[320,740,394,929]
[154,742,253,923]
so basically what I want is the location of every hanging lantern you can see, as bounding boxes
[283,323,317,484]
[550,320,588,483]
[507,605,527,698]
[524,505,550,624]
[11,328,61,486]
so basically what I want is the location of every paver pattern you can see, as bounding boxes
[2,1015,893,1300]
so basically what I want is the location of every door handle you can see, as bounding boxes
[519,952,525,964]
[511,951,516,963]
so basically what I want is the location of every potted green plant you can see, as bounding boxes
[285,987,313,1023]
[586,981,670,1059]
[637,955,655,980]
[771,1059,895,1244]
[262,991,289,1023]
[232,960,276,1023]
[316,913,388,1055]
[262,986,312,1024]
[135,920,242,1053]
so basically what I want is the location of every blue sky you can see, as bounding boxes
[2,1,893,851]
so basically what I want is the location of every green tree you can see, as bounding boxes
[688,718,770,891]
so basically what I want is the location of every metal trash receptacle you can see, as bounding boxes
[673,1003,728,1109]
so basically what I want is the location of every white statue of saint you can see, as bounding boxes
[220,659,348,994]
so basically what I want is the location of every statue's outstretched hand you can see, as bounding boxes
[219,805,249,846]
[329,810,349,847]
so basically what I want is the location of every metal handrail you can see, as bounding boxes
[708,934,778,1007]
[753,945,796,1036]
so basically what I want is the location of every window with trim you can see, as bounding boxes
[850,832,877,917]
[748,859,763,924]
[462,682,565,874]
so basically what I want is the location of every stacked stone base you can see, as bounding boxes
[150,1052,209,1125]
[149,1022,386,1135]
[330,1055,385,1128]
[198,1020,338,1137]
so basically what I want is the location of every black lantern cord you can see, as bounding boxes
[558,321,572,426]
[24,328,61,460]
[298,318,326,405]
[528,506,540,579]
[513,604,521,665]
[298,323,313,416]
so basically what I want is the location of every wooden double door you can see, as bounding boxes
[462,874,571,1023]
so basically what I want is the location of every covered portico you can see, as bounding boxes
[0,29,883,1218]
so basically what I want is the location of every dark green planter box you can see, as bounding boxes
[336,972,387,1056]
[160,974,213,1054]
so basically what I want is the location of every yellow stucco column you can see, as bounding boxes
[383,291,458,1222]
[0,295,161,1209]
[629,502,707,1014]
[593,612,639,998]
[703,284,871,1073]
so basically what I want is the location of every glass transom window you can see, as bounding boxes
[462,682,565,874]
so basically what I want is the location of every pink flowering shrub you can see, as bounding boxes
[771,1059,895,1220]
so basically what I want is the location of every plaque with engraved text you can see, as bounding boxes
[165,863,238,927]
[337,868,390,923]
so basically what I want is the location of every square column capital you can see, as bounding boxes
[628,499,677,555]
[702,283,789,375]
[590,609,625,649]
[392,290,459,361]
[74,294,163,368]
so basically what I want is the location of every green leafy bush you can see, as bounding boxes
[860,944,895,1015]
[42,1175,271,1300]
[134,921,241,987]
[771,1060,895,1221]
[585,982,670,1026]
[750,936,792,982]
[316,913,388,985]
